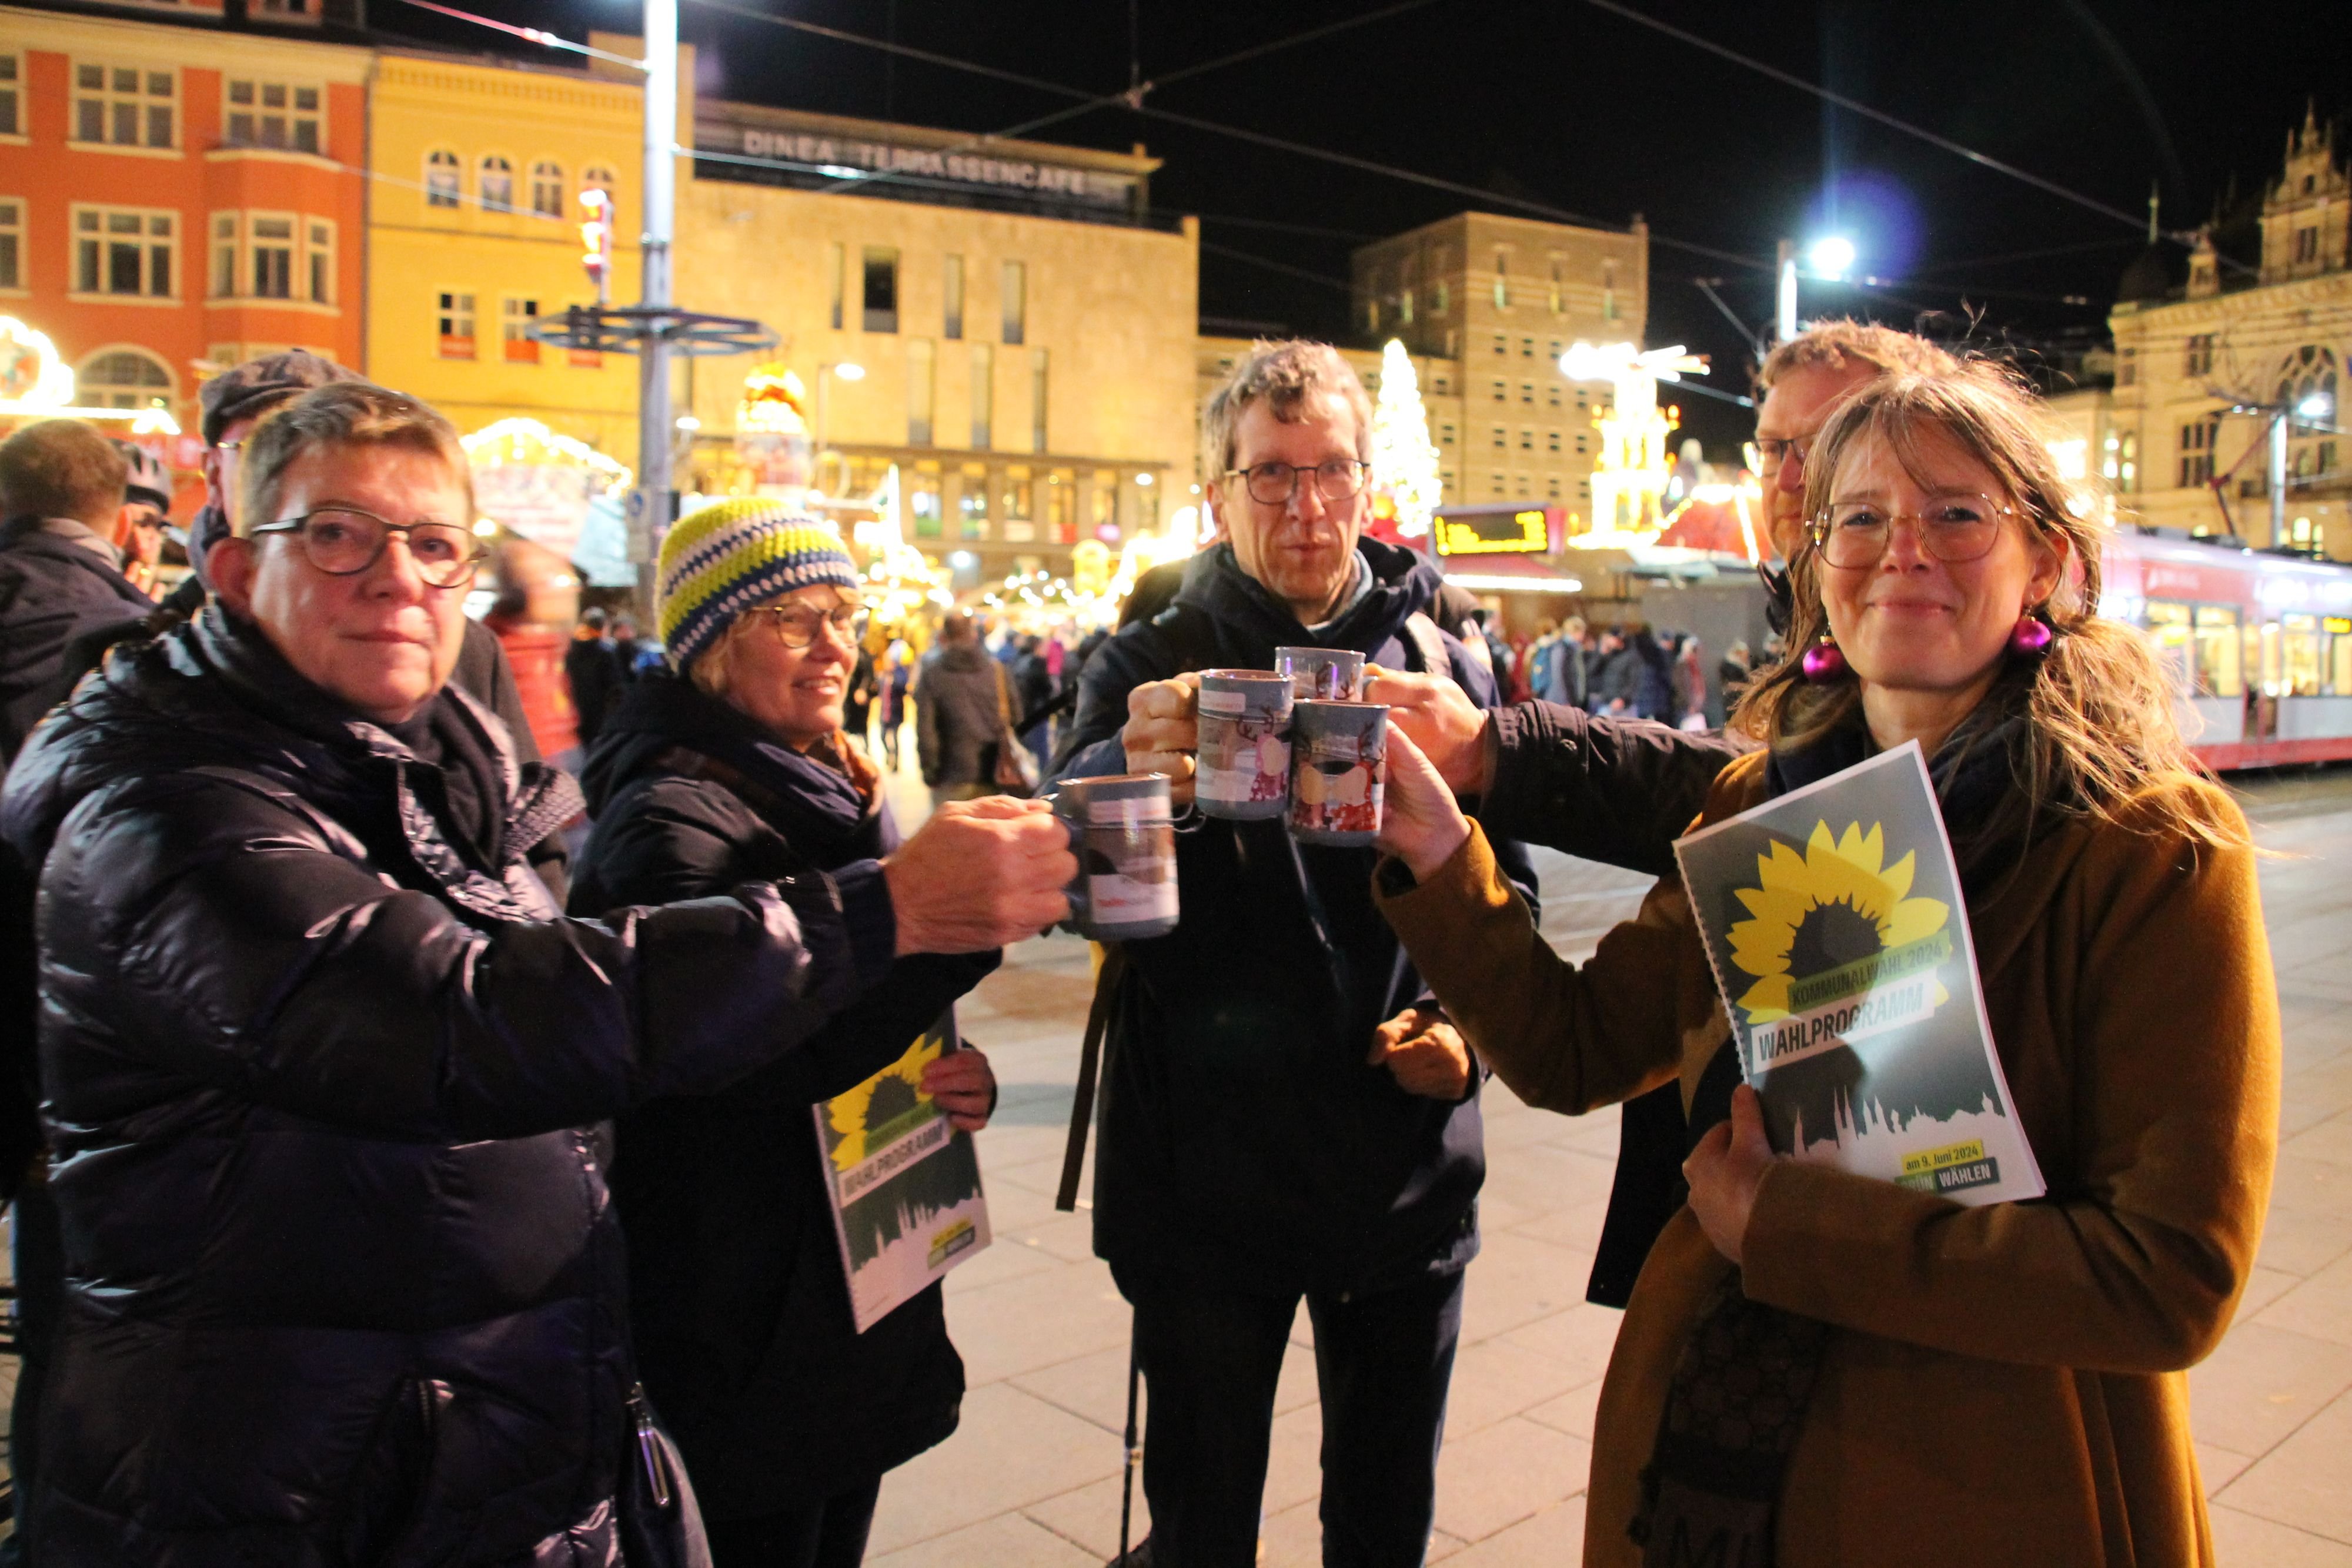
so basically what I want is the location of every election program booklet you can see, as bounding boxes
[1673,742,2044,1205]
[813,1011,993,1332]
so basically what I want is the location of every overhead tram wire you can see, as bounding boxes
[1198,240,1356,295]
[1582,0,2201,248]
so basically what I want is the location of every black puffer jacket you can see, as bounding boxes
[572,674,996,1518]
[0,609,897,1566]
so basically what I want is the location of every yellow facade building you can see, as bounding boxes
[2056,109,2350,561]
[362,46,652,464]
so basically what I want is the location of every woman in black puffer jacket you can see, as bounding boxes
[571,504,1003,1567]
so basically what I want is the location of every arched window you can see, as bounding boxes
[78,347,173,410]
[478,155,513,214]
[530,161,564,219]
[425,149,460,209]
[580,165,617,218]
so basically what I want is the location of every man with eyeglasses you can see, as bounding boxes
[1051,340,1538,1568]
[0,383,1076,1563]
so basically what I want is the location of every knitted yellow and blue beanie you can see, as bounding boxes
[656,499,860,671]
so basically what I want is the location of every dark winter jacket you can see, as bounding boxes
[570,673,996,1518]
[565,633,626,750]
[915,641,1004,788]
[1053,539,1538,1296]
[0,516,156,761]
[0,608,896,1566]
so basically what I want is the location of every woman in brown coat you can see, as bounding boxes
[1372,365,2280,1567]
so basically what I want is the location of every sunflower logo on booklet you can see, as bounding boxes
[1675,745,2046,1205]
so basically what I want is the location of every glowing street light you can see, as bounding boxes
[1806,235,1857,281]
[2298,392,2333,421]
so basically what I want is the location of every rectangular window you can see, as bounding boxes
[530,162,564,219]
[75,63,175,149]
[1548,474,1562,500]
[2178,419,2216,487]
[1491,425,1506,450]
[0,53,19,138]
[1519,428,1534,451]
[1048,468,1077,544]
[503,297,540,363]
[827,242,844,330]
[1547,429,1561,453]
[250,215,293,298]
[437,290,476,359]
[943,254,964,339]
[1433,279,1448,315]
[210,212,236,297]
[0,199,19,290]
[1521,336,1534,358]
[1001,260,1026,345]
[959,462,988,540]
[1439,422,1455,446]
[1030,346,1048,454]
[1492,249,1508,309]
[306,220,333,304]
[907,337,934,445]
[970,342,992,449]
[1520,381,1534,404]
[224,79,322,154]
[2184,334,2215,377]
[1547,383,1561,408]
[909,461,943,539]
[1492,333,1506,357]
[73,205,175,297]
[1491,379,1505,402]
[1548,259,1563,314]
[861,246,897,333]
[1602,260,1619,320]
[2117,347,2137,387]
[2295,227,2319,263]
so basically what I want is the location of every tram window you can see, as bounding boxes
[2193,605,2242,697]
[2283,614,2323,697]
[2252,621,2284,698]
[2329,618,2352,694]
[2144,601,2193,691]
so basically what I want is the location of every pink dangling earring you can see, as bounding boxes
[2007,611,2054,658]
[1800,635,1847,682]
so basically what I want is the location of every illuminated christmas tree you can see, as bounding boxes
[1369,339,1442,543]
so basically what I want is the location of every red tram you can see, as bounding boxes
[2103,529,2352,770]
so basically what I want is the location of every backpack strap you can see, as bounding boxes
[1057,944,1127,1212]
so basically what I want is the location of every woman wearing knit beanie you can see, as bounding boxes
[570,499,1065,1565]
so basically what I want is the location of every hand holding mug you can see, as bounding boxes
[1376,728,1473,881]
[884,797,1075,954]
[1363,665,1491,795]
[1121,673,1202,805]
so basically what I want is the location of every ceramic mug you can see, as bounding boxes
[1287,701,1387,847]
[1049,773,1181,940]
[1275,646,1367,702]
[1195,668,1294,820]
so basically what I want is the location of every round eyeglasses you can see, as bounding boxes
[1224,459,1370,507]
[249,507,488,588]
[1809,493,2018,570]
[743,601,864,650]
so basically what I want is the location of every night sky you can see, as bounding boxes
[380,0,2346,457]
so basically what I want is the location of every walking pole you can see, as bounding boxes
[1119,1320,1141,1564]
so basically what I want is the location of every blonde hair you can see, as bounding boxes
[1199,340,1373,485]
[236,382,471,536]
[1755,319,1959,394]
[1733,364,2243,856]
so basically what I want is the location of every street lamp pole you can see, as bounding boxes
[634,0,678,615]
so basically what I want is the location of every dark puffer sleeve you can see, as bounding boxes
[40,768,867,1144]
[1478,701,1745,876]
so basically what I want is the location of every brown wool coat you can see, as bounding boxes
[1377,750,2280,1568]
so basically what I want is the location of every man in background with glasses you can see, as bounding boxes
[1053,340,1538,1568]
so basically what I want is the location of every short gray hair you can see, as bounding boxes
[237,382,472,535]
[1200,340,1373,486]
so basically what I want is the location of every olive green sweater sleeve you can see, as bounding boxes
[1740,780,2281,1375]
[1374,824,1692,1116]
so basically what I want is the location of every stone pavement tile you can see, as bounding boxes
[2256,1249,2352,1348]
[1523,1378,1606,1442]
[2283,1059,2352,1139]
[1020,1473,1152,1563]
[2267,1154,2352,1220]
[1476,1144,1619,1226]
[985,1150,1082,1198]
[2277,965,2352,1007]
[1262,1401,1325,1516]
[1274,1332,1319,1415]
[2257,1205,2352,1279]
[944,1229,1060,1292]
[1537,1111,1624,1161]
[1431,1415,1592,1544]
[1259,1499,1322,1567]
[2238,1264,2305,1322]
[2189,1322,2352,1457]
[1482,1095,1577,1153]
[1459,1229,1604,1346]
[1502,1193,1612,1258]
[1500,1304,1626,1388]
[1442,1497,1588,1567]
[2279,999,2352,1076]
[2199,1442,2257,1493]
[867,1383,1126,1556]
[2210,1504,2352,1566]
[2286,1107,2352,1168]
[1010,1343,1144,1437]
[943,1258,1134,1386]
[2216,1386,2352,1545]
[867,1512,1102,1568]
[1441,1336,1596,1438]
